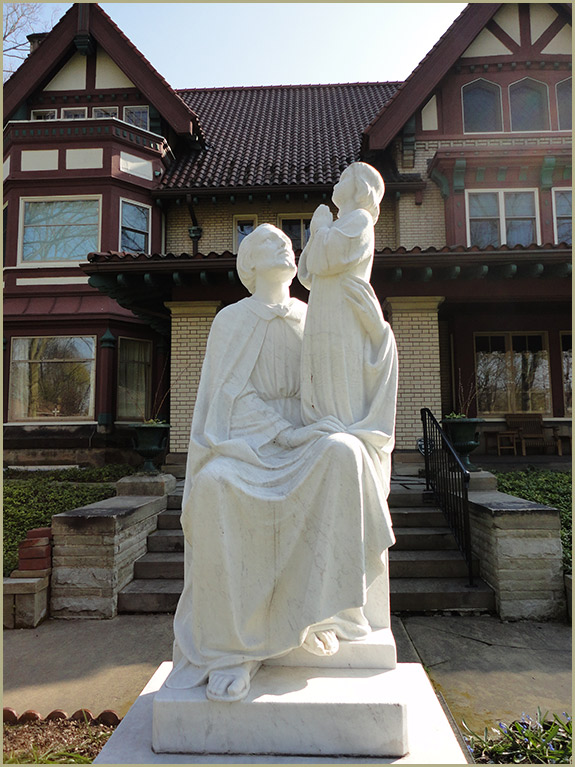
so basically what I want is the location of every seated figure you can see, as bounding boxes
[166,222,397,703]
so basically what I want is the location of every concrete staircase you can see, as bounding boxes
[117,477,496,614]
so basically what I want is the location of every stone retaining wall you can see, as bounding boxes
[468,491,566,621]
[51,495,165,619]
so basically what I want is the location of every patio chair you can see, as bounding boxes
[504,414,563,456]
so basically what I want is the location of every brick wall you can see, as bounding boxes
[166,301,220,452]
[388,297,445,451]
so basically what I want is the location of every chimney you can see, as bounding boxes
[27,33,49,54]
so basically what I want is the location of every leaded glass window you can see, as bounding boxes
[557,79,572,130]
[462,79,503,133]
[509,79,550,131]
[123,105,149,131]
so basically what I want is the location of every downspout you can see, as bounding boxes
[186,194,203,256]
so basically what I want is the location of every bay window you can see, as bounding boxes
[8,336,96,421]
[553,189,572,245]
[120,200,150,252]
[123,105,149,131]
[466,190,539,248]
[19,197,100,264]
[475,333,551,415]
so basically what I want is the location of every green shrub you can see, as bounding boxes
[3,464,136,483]
[495,469,572,574]
[3,480,116,576]
[463,709,572,764]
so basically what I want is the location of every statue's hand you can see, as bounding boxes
[310,204,333,234]
[276,417,344,448]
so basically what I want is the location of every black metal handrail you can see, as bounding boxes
[420,408,474,586]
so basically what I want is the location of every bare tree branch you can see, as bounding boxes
[3,3,64,80]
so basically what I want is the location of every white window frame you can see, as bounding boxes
[92,106,119,119]
[277,214,312,250]
[119,198,151,253]
[61,107,88,120]
[465,189,541,248]
[30,109,58,120]
[552,187,572,245]
[123,105,150,131]
[233,215,258,253]
[8,334,97,422]
[461,78,504,135]
[556,77,572,131]
[17,195,102,268]
[509,77,551,133]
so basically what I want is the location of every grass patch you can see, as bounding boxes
[2,466,135,576]
[3,719,116,763]
[495,469,572,574]
[463,709,572,764]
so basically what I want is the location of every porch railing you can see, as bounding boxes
[420,408,474,586]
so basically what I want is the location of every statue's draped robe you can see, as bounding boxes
[298,207,398,460]
[167,296,396,690]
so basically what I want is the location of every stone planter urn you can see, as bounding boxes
[441,417,483,472]
[132,423,170,474]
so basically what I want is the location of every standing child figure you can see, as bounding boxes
[298,162,398,491]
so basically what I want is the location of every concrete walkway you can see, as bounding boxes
[4,614,571,737]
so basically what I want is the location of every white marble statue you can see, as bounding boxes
[167,209,397,702]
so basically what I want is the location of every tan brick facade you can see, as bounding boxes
[387,297,445,451]
[165,301,220,452]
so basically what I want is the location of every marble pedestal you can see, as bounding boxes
[94,661,468,764]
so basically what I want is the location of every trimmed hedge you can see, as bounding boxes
[3,465,136,483]
[3,479,117,577]
[495,469,572,574]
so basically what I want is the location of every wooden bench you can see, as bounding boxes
[504,414,563,456]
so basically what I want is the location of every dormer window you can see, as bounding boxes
[123,105,149,131]
[462,79,502,133]
[509,79,550,132]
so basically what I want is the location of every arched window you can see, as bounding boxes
[509,79,550,131]
[557,78,572,131]
[462,79,503,133]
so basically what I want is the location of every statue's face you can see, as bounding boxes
[254,228,297,281]
[332,168,355,209]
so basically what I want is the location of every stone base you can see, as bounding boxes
[95,662,468,764]
[3,576,49,629]
[116,473,177,496]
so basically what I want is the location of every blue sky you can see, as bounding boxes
[40,3,467,89]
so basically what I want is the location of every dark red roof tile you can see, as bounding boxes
[161,82,400,190]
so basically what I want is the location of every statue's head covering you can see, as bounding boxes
[337,162,385,224]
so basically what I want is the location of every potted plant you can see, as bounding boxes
[441,370,484,472]
[129,358,172,474]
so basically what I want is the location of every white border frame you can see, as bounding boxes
[508,77,551,133]
[465,188,541,248]
[461,78,504,135]
[8,334,98,423]
[233,214,258,253]
[123,105,150,131]
[17,194,102,267]
[119,198,152,252]
[92,105,119,119]
[551,187,572,245]
[30,108,58,121]
[61,106,88,120]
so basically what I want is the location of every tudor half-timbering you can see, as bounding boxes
[3,2,572,468]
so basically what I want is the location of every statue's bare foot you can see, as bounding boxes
[302,629,339,656]
[206,661,260,703]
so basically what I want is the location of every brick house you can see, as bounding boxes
[3,2,572,469]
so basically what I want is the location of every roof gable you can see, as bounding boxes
[3,3,200,139]
[364,2,572,151]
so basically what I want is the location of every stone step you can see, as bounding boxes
[388,486,431,508]
[392,527,458,550]
[157,509,182,530]
[390,507,445,527]
[389,550,478,579]
[390,577,496,612]
[133,552,184,580]
[117,579,184,613]
[167,491,183,510]
[147,529,184,553]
